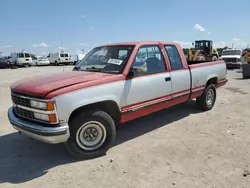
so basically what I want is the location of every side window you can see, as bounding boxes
[133,45,166,76]
[164,45,183,70]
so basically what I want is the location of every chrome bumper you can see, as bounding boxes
[8,107,70,144]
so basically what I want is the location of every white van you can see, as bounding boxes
[48,51,73,65]
[220,49,246,68]
[9,51,32,67]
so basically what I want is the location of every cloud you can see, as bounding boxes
[80,15,86,19]
[232,38,241,42]
[0,45,12,48]
[32,42,48,48]
[79,42,88,46]
[174,41,192,48]
[193,24,206,32]
[59,46,66,50]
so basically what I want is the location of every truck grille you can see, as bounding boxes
[11,93,30,107]
[13,107,34,119]
[223,58,237,62]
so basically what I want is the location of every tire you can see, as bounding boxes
[55,61,59,66]
[212,55,218,61]
[196,54,206,61]
[196,84,216,111]
[65,110,116,159]
[36,62,38,66]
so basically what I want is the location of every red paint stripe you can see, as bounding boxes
[189,60,225,69]
[172,89,190,98]
[121,86,204,113]
[121,89,191,112]
[192,85,205,93]
[120,94,189,123]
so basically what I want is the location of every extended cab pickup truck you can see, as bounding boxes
[8,41,228,159]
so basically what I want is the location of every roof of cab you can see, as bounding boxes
[98,41,179,47]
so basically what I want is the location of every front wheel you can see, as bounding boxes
[196,84,216,111]
[65,110,116,159]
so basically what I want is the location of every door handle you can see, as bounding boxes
[165,77,171,82]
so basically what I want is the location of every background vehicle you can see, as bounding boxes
[8,51,32,67]
[31,56,50,66]
[0,56,11,68]
[71,54,86,65]
[220,49,245,68]
[0,56,18,69]
[187,40,219,61]
[48,51,73,65]
[8,41,228,159]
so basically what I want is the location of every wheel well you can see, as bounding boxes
[68,100,121,125]
[206,77,218,87]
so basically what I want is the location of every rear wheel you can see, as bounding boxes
[65,110,116,159]
[196,84,216,111]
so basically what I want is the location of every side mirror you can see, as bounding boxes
[133,62,147,73]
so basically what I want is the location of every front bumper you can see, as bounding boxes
[8,107,70,144]
[225,62,241,68]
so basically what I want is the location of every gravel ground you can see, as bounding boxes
[0,66,250,188]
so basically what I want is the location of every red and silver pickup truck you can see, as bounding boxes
[8,41,228,159]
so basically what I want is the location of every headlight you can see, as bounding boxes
[30,100,54,111]
[34,112,57,123]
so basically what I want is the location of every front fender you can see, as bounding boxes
[56,95,121,123]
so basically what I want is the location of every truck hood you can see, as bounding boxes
[11,71,123,98]
[221,55,241,59]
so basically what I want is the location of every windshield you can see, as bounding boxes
[222,50,241,56]
[25,53,31,58]
[60,54,65,57]
[38,56,48,60]
[74,45,135,74]
[18,53,24,58]
[64,54,69,57]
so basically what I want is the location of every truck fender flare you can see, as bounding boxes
[206,75,218,86]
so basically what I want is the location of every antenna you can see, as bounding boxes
[60,34,63,50]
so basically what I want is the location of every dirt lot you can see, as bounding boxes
[0,66,250,188]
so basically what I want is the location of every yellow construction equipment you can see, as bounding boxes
[243,49,250,63]
[187,40,219,61]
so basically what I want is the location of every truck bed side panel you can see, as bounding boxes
[189,61,227,98]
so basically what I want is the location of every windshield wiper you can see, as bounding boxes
[85,67,103,72]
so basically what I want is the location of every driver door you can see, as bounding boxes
[121,45,172,122]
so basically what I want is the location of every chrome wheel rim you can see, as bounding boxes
[76,121,107,151]
[206,89,214,106]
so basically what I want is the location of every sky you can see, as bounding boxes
[0,0,249,56]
